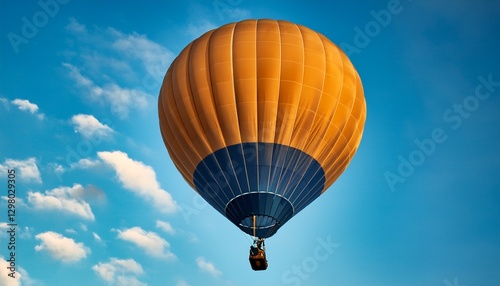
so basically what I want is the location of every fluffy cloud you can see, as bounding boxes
[71,114,114,139]
[0,223,9,237]
[92,257,144,285]
[66,18,173,85]
[109,28,173,82]
[62,18,183,120]
[27,184,95,220]
[52,163,65,174]
[66,17,86,33]
[0,97,9,109]
[116,226,175,260]
[64,63,149,119]
[70,158,102,169]
[11,98,45,120]
[93,232,102,242]
[156,220,176,235]
[11,98,38,113]
[0,224,33,240]
[0,257,31,286]
[0,158,41,183]
[98,151,178,213]
[115,276,147,286]
[195,257,221,277]
[35,231,90,263]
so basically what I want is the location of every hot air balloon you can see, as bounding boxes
[158,19,366,270]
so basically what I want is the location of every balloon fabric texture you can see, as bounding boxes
[158,19,366,238]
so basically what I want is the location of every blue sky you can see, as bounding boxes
[1,0,499,285]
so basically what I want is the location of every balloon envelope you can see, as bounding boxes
[158,19,366,238]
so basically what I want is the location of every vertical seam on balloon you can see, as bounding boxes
[254,20,260,197]
[288,64,328,206]
[287,29,328,204]
[233,20,254,200]
[322,51,356,190]
[159,89,192,187]
[205,28,239,211]
[181,33,228,211]
[292,35,343,201]
[343,74,365,161]
[317,40,344,191]
[167,52,200,178]
[268,21,285,201]
[317,43,346,190]
[259,20,277,228]
[257,20,268,223]
[220,22,248,221]
[279,25,312,201]
[185,37,214,176]
[354,73,367,145]
[330,73,366,185]
[178,43,229,212]
[188,36,211,158]
[199,30,234,210]
[227,21,245,197]
[274,22,304,199]
[268,20,282,200]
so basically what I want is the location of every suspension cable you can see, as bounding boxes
[252,215,256,238]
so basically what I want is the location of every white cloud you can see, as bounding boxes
[92,257,144,285]
[61,18,178,118]
[71,114,114,139]
[65,229,77,234]
[64,63,150,119]
[115,276,147,286]
[0,256,23,286]
[98,151,178,213]
[156,220,176,235]
[0,261,36,286]
[0,97,9,110]
[11,98,38,113]
[27,184,95,220]
[17,267,35,286]
[35,231,90,263]
[11,98,45,120]
[0,158,42,184]
[0,224,32,240]
[66,17,87,34]
[63,19,177,115]
[70,158,102,169]
[93,232,102,242]
[53,163,65,174]
[196,257,221,277]
[109,28,174,82]
[116,226,175,260]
